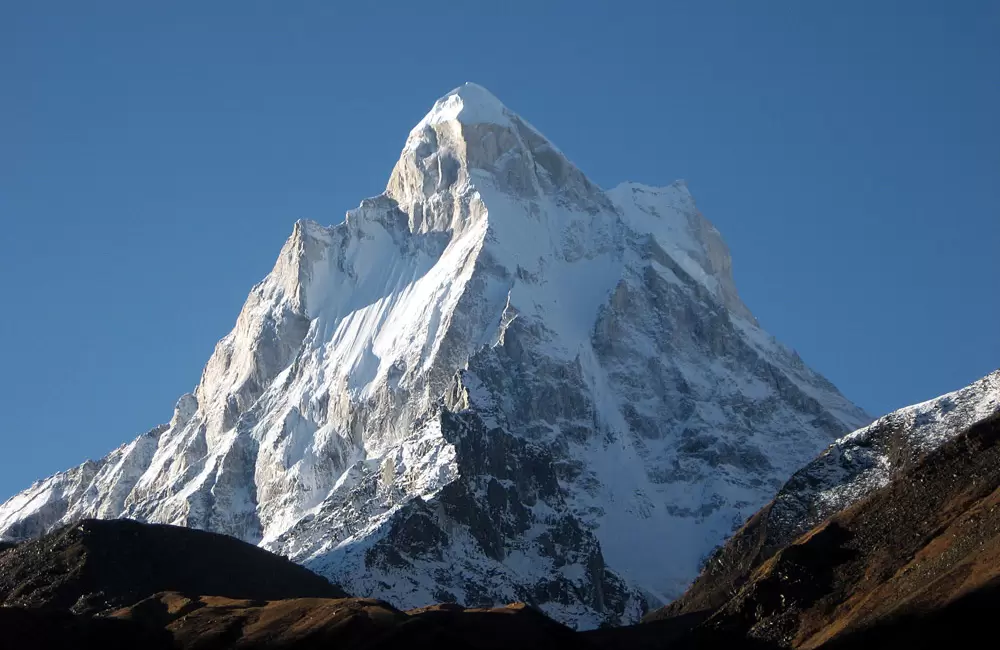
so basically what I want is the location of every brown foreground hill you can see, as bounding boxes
[0,518,344,614]
[0,519,593,650]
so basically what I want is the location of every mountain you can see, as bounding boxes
[638,369,1000,648]
[0,83,869,628]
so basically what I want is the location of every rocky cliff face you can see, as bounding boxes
[0,83,869,628]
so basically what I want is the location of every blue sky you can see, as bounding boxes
[1,1,997,500]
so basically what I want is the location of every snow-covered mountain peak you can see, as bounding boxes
[0,84,871,629]
[389,83,607,234]
[411,82,513,132]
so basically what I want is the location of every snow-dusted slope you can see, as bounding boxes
[765,369,1000,548]
[0,83,870,628]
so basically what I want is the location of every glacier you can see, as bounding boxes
[0,83,870,628]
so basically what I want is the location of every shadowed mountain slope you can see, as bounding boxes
[0,518,344,614]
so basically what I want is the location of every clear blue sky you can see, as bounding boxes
[2,1,997,500]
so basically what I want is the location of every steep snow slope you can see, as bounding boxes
[0,83,869,628]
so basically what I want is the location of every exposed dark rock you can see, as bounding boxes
[353,408,642,624]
